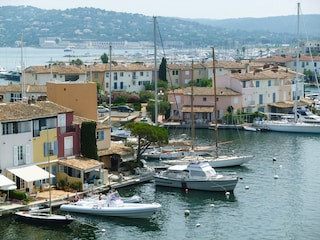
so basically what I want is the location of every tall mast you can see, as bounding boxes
[191,60,194,150]
[294,3,300,122]
[21,33,25,101]
[109,44,112,126]
[212,47,218,158]
[154,16,158,125]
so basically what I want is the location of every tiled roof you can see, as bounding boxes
[0,83,46,93]
[0,100,73,121]
[59,157,103,171]
[24,65,87,74]
[91,63,153,72]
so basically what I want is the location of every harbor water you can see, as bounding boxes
[1,129,320,240]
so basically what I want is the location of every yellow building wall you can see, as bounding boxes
[33,128,57,164]
[46,82,98,121]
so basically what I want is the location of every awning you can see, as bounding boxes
[0,174,17,190]
[7,165,54,182]
[181,106,214,113]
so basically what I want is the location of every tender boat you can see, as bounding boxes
[154,161,238,192]
[60,192,161,219]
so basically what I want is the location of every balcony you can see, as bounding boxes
[59,125,76,134]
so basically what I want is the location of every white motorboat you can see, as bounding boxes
[60,192,161,219]
[154,161,238,192]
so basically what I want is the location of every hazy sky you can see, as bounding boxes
[1,0,319,19]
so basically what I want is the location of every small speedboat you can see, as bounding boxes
[60,192,161,219]
[15,210,74,225]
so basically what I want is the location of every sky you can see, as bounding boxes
[0,0,319,19]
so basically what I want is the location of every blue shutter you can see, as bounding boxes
[54,141,58,155]
[44,142,48,156]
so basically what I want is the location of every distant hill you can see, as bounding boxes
[189,15,320,36]
[0,6,318,48]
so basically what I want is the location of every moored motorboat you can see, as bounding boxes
[60,192,161,219]
[154,160,238,192]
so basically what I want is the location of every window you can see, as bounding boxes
[96,131,104,141]
[259,94,263,104]
[140,72,143,76]
[113,72,118,80]
[268,80,271,86]
[273,92,276,102]
[106,72,109,78]
[256,81,260,87]
[120,82,124,89]
[18,146,23,161]
[120,72,124,77]
[44,141,57,156]
[203,97,207,102]
[114,82,117,89]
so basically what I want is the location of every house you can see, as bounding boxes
[102,63,153,93]
[0,100,82,193]
[0,82,46,103]
[167,86,241,126]
[23,63,87,85]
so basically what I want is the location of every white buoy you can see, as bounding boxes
[274,175,279,179]
[196,223,201,227]
[184,210,190,216]
[210,204,215,207]
[279,165,283,168]
[245,186,249,190]
[101,229,106,232]
[225,192,230,199]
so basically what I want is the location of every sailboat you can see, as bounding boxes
[163,53,253,167]
[252,3,320,134]
[15,129,74,225]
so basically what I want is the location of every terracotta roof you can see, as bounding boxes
[0,100,73,121]
[59,157,103,171]
[98,142,134,156]
[24,65,87,74]
[0,83,46,93]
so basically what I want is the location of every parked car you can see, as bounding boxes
[97,106,109,113]
[117,105,134,112]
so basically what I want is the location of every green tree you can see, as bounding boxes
[80,121,98,160]
[100,53,108,64]
[159,57,167,82]
[70,58,83,66]
[124,122,169,162]
[146,100,171,123]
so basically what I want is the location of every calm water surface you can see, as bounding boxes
[1,129,320,240]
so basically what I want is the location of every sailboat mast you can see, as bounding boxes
[154,16,158,125]
[191,60,195,150]
[109,45,112,126]
[294,3,300,123]
[212,47,218,158]
[47,127,52,215]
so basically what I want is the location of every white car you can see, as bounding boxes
[97,106,109,113]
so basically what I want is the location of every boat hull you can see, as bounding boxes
[154,176,238,192]
[254,121,320,133]
[15,211,74,225]
[60,202,161,219]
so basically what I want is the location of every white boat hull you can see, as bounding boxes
[60,201,161,219]
[254,121,320,133]
[154,176,238,192]
[162,155,252,168]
